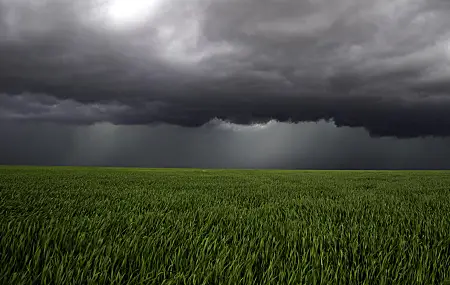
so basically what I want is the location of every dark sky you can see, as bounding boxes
[1,0,450,169]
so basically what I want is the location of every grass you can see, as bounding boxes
[0,166,450,284]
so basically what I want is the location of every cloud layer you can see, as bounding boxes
[1,0,450,137]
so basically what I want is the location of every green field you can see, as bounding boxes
[1,166,450,284]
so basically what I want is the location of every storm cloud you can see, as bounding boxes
[1,0,450,137]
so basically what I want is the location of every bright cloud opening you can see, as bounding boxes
[105,0,161,27]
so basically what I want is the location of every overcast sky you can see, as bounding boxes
[1,0,450,169]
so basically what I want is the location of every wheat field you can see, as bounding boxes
[1,166,449,284]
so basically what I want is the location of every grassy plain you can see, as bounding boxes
[1,166,450,284]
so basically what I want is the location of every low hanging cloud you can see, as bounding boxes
[1,0,450,137]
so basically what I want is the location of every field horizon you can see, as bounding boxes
[3,165,450,171]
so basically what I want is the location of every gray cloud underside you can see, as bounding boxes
[1,0,450,137]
